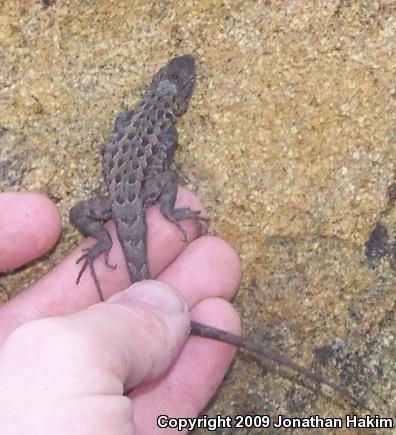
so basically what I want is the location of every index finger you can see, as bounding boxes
[0,192,61,272]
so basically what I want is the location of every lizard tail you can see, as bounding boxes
[113,199,151,283]
[190,321,368,409]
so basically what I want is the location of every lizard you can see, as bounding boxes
[70,54,365,408]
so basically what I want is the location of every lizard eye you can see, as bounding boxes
[172,74,179,80]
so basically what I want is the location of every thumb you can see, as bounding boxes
[0,280,190,403]
[0,280,190,435]
[71,279,191,391]
[102,280,191,390]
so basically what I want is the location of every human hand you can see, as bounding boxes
[0,190,241,434]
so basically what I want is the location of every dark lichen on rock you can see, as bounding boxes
[365,223,389,268]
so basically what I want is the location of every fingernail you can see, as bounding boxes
[108,280,187,315]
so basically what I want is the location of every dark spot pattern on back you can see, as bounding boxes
[125,208,137,221]
[120,215,129,223]
[107,159,114,171]
[122,143,129,153]
[128,191,136,202]
[150,143,158,156]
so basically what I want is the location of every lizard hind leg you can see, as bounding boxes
[70,196,115,300]
[143,170,207,242]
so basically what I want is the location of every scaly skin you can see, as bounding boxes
[70,54,201,295]
[70,55,365,408]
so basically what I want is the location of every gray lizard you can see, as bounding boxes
[70,54,365,407]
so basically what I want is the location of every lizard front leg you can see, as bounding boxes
[70,196,114,300]
[142,170,206,242]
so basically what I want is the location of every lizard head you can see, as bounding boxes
[150,54,196,116]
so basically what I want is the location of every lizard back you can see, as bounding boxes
[102,54,196,281]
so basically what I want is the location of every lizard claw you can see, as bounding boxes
[104,251,117,270]
[75,254,89,285]
[75,244,110,301]
[75,247,95,284]
[196,211,209,222]
[167,208,208,242]
[181,209,208,241]
[175,222,189,243]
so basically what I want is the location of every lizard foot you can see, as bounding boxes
[174,208,208,242]
[75,243,117,301]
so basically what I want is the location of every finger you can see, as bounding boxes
[158,235,241,308]
[0,188,204,342]
[0,281,190,435]
[131,297,240,433]
[0,192,61,272]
